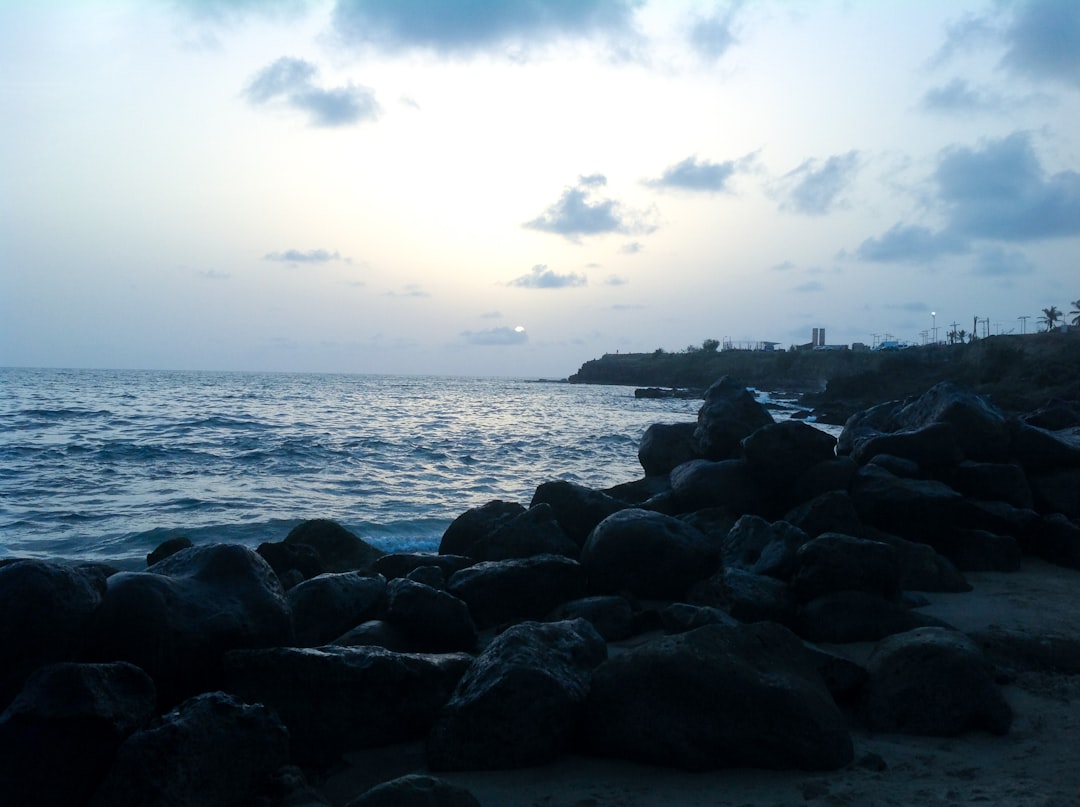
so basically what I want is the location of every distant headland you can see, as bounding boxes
[568,331,1080,424]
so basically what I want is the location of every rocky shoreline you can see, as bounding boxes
[2,378,1079,806]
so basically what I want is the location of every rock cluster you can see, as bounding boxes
[1,377,1078,805]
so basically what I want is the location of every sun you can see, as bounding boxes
[514,325,526,332]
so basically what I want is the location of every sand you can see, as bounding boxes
[320,559,1080,807]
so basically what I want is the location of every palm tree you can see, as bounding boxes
[1070,299,1080,327]
[1039,305,1062,332]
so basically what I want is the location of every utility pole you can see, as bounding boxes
[1019,315,1029,334]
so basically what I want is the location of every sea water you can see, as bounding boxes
[0,368,819,570]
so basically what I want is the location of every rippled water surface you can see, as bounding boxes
[2,368,719,567]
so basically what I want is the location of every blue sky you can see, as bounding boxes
[1,0,1078,377]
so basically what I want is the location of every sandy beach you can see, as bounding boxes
[321,559,1080,807]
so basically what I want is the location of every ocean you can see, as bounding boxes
[0,368,817,570]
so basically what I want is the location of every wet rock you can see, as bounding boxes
[687,567,797,625]
[861,627,1012,736]
[795,590,953,644]
[427,619,606,771]
[789,533,902,604]
[257,540,324,586]
[581,508,717,599]
[585,622,853,771]
[330,620,420,653]
[146,536,192,566]
[720,514,809,580]
[372,553,472,581]
[546,595,636,641]
[740,419,838,488]
[667,458,770,517]
[88,691,288,807]
[467,502,580,561]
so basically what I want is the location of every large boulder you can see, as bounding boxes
[439,500,526,557]
[667,459,770,517]
[427,619,607,770]
[90,544,292,706]
[740,420,838,488]
[795,590,953,644]
[88,691,288,807]
[286,572,386,647]
[0,559,111,708]
[638,422,700,476]
[372,552,472,581]
[546,595,637,642]
[384,578,478,652]
[580,509,717,599]
[686,567,797,626]
[584,622,853,771]
[0,661,156,807]
[224,646,471,762]
[447,554,587,630]
[849,465,965,546]
[849,422,962,470]
[949,461,1033,509]
[530,480,628,548]
[693,377,775,460]
[789,533,902,604]
[284,519,385,572]
[719,514,809,580]
[861,627,1012,736]
[465,502,580,561]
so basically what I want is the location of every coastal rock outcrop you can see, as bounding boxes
[447,554,587,629]
[283,518,385,572]
[638,422,699,476]
[693,376,775,460]
[287,571,386,647]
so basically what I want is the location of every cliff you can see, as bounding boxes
[569,332,1080,421]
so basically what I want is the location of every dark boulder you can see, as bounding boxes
[439,500,526,557]
[287,572,386,647]
[719,514,809,580]
[1028,467,1080,518]
[224,646,471,762]
[0,661,156,807]
[1027,514,1080,569]
[427,619,606,771]
[284,519,384,572]
[1022,399,1080,430]
[861,627,1012,736]
[331,620,421,652]
[546,595,636,641]
[849,465,965,545]
[584,622,853,771]
[795,590,953,644]
[146,536,192,566]
[346,774,480,807]
[944,529,1022,572]
[580,508,717,599]
[447,554,587,630]
[88,691,288,807]
[385,578,477,652]
[659,602,740,634]
[0,559,111,708]
[949,461,1033,509]
[693,377,775,460]
[531,480,628,548]
[467,502,580,561]
[687,567,797,625]
[784,489,865,540]
[850,422,962,469]
[892,382,1011,462]
[638,422,700,476]
[1008,419,1080,471]
[667,458,770,517]
[791,456,858,503]
[90,544,292,707]
[740,420,837,487]
[866,453,924,478]
[789,533,902,604]
[257,539,324,586]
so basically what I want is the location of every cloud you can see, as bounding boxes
[508,264,587,289]
[524,174,656,241]
[480,310,502,319]
[170,0,311,48]
[1001,0,1080,88]
[794,280,825,293]
[771,260,795,272]
[385,284,430,298]
[264,248,342,263]
[644,155,741,193]
[688,3,741,60]
[330,0,642,57]
[198,269,230,280]
[244,57,379,127]
[920,79,1004,113]
[884,301,931,313]
[856,224,969,263]
[971,246,1036,277]
[620,241,644,254]
[604,274,628,286]
[778,151,860,215]
[928,11,1000,67]
[461,326,528,346]
[935,131,1080,240]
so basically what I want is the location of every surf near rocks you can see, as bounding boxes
[2,377,1079,806]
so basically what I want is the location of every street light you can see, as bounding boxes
[931,311,937,344]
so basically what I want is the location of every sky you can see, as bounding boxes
[1,0,1078,378]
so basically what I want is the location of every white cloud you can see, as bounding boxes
[524,175,656,242]
[508,264,587,289]
[244,57,379,127]
[778,151,860,216]
[460,326,529,346]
